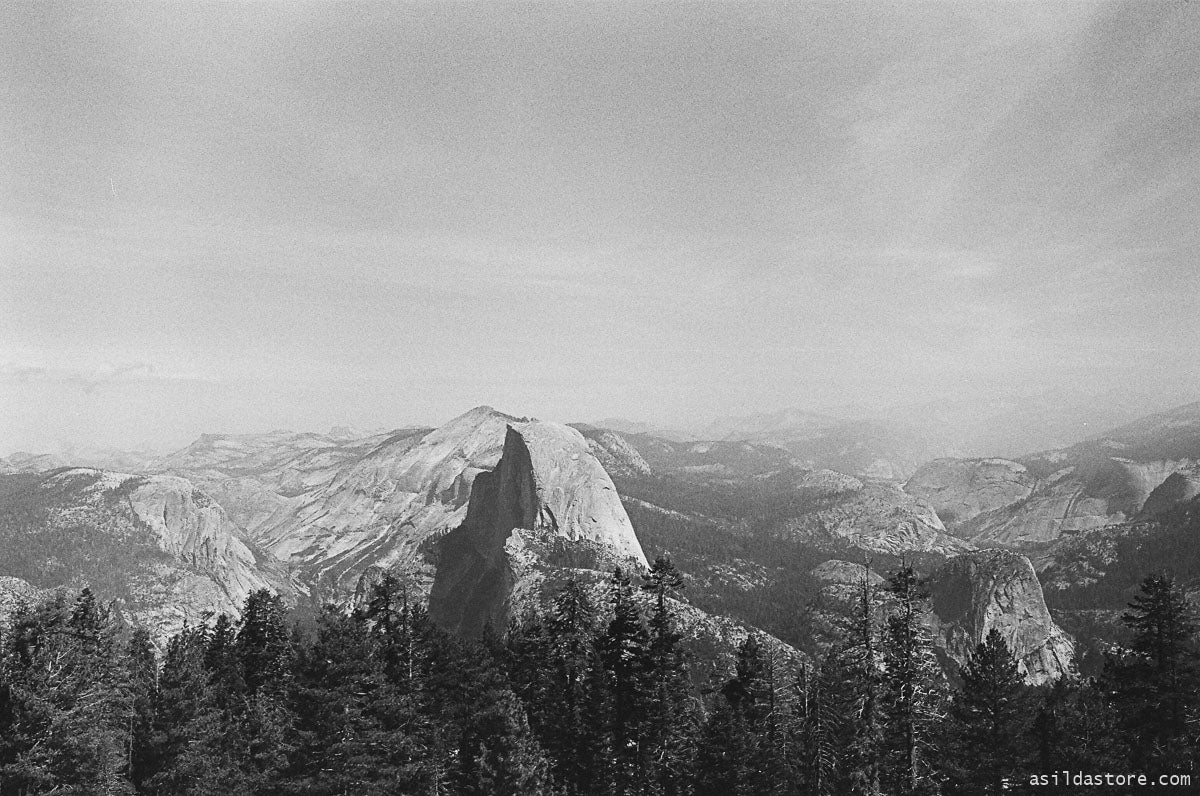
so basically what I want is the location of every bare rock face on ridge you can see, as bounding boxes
[0,468,283,642]
[250,406,518,601]
[928,548,1074,685]
[431,421,649,636]
[904,458,1036,530]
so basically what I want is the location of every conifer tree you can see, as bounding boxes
[236,590,293,699]
[1032,676,1124,775]
[880,566,945,796]
[233,590,297,792]
[640,555,697,796]
[1,590,135,795]
[1108,572,1199,770]
[528,576,603,796]
[284,605,399,794]
[456,688,557,796]
[599,567,652,795]
[123,626,158,791]
[148,625,246,796]
[842,565,884,796]
[205,612,245,703]
[696,634,792,796]
[800,652,854,796]
[946,629,1032,795]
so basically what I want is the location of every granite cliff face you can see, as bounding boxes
[781,479,972,557]
[904,402,1200,547]
[0,468,282,641]
[928,549,1074,684]
[156,427,403,540]
[904,459,1036,529]
[249,407,516,601]
[806,556,1072,684]
[430,421,648,636]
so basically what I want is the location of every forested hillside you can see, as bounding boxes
[2,562,1195,794]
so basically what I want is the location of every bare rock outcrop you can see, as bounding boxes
[430,421,648,636]
[246,407,516,601]
[928,549,1074,685]
[579,427,653,478]
[783,480,972,557]
[904,458,1035,530]
[0,468,282,642]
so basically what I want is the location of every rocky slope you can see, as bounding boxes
[904,401,1200,546]
[810,554,1074,684]
[903,458,1036,527]
[779,478,972,558]
[0,468,285,641]
[430,421,648,636]
[927,549,1075,684]
[155,426,402,535]
[578,426,797,481]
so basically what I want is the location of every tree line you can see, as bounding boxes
[0,556,1196,795]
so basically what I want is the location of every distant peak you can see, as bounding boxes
[447,405,521,424]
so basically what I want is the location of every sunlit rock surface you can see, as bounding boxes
[929,549,1074,685]
[431,421,648,636]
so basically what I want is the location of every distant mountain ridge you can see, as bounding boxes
[0,467,289,641]
[905,400,1200,546]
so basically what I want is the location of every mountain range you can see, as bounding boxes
[3,396,1200,682]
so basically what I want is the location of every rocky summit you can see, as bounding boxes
[928,549,1075,685]
[431,420,648,636]
[243,406,517,602]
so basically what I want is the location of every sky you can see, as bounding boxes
[2,1,1199,453]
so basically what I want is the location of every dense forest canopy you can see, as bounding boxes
[1,560,1196,795]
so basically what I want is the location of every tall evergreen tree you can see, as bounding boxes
[456,688,557,796]
[1107,572,1199,770]
[880,566,945,796]
[233,590,297,793]
[946,629,1032,795]
[842,565,884,796]
[123,627,158,791]
[147,624,246,796]
[236,590,293,699]
[641,555,697,796]
[599,567,652,795]
[696,635,793,796]
[1032,676,1124,776]
[520,576,603,796]
[0,589,134,796]
[283,605,401,795]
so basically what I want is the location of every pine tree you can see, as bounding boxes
[696,634,792,796]
[147,624,247,796]
[640,555,698,796]
[599,567,652,795]
[880,566,945,796]
[362,572,453,794]
[122,627,158,791]
[1108,572,1199,770]
[1032,676,1125,776]
[456,688,556,796]
[524,576,603,796]
[233,590,296,793]
[842,565,884,796]
[0,589,135,795]
[946,629,1032,795]
[236,589,293,699]
[283,605,401,794]
[205,612,245,704]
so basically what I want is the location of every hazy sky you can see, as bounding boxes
[2,1,1198,452]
